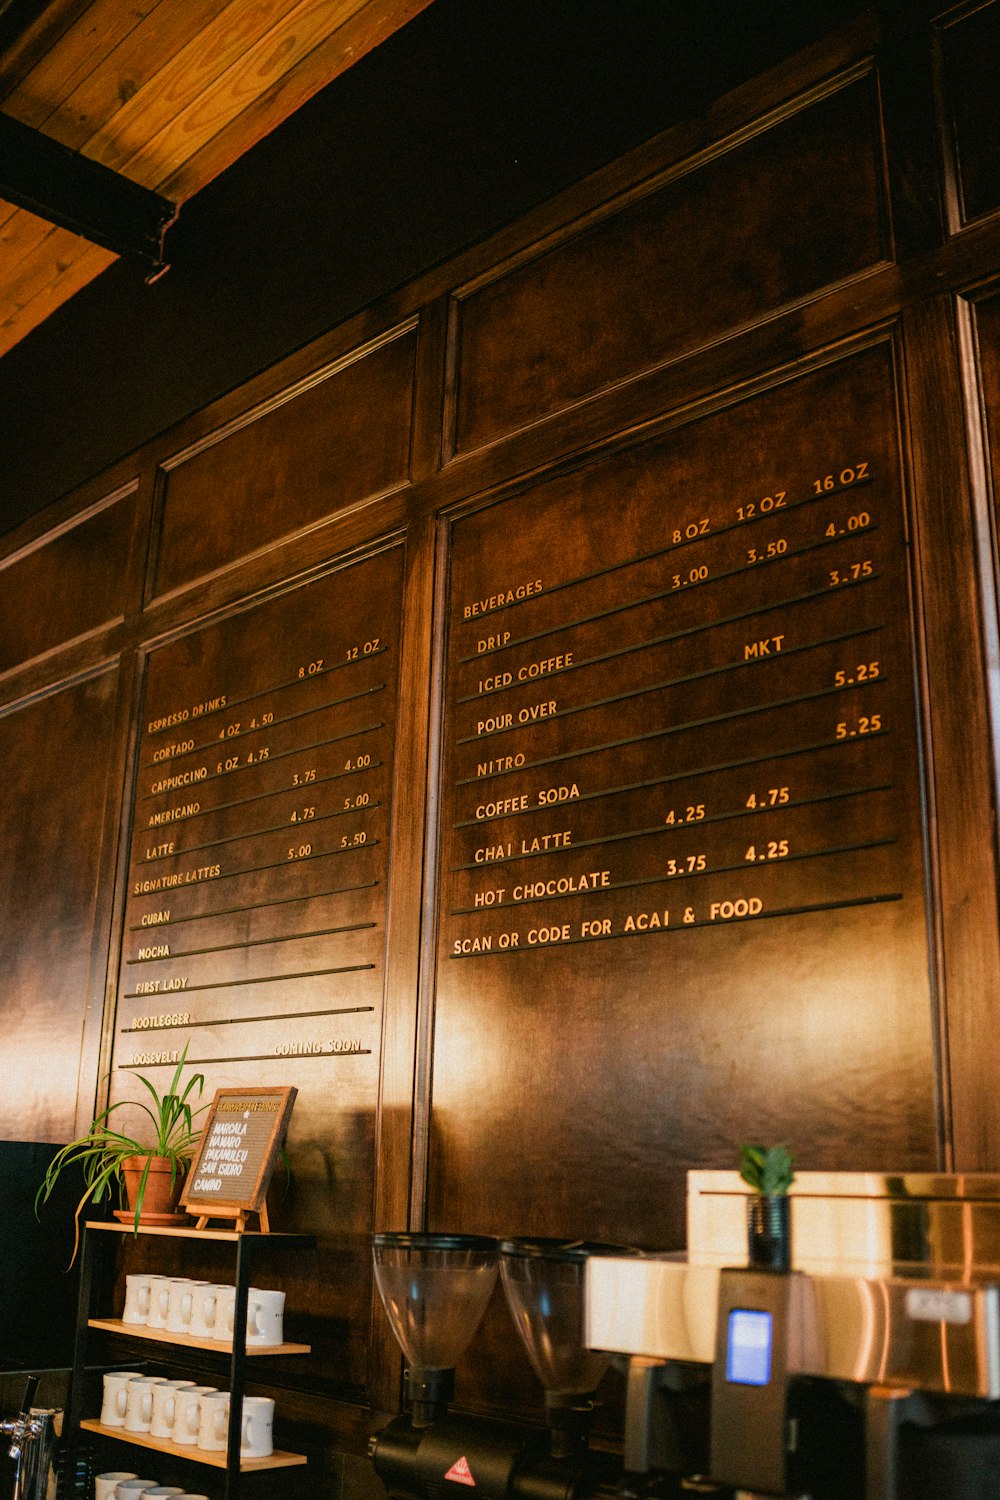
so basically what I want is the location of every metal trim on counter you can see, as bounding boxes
[586,1257,1000,1398]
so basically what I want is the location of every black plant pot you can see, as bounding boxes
[747,1194,791,1271]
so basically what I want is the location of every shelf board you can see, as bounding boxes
[88,1318,310,1356]
[80,1419,307,1470]
[85,1221,314,1247]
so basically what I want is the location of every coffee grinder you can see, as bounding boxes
[370,1232,625,1500]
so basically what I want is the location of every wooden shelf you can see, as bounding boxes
[80,1419,307,1471]
[76,1220,314,1493]
[88,1317,310,1356]
[85,1220,314,1248]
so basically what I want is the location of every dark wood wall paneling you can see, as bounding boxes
[450,68,890,455]
[152,325,419,598]
[0,485,137,677]
[936,0,1000,230]
[0,667,124,1141]
[2,2,1000,1483]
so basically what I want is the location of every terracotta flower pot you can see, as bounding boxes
[121,1154,187,1220]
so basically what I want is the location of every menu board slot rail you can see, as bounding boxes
[138,724,385,802]
[127,879,378,930]
[122,962,374,1000]
[122,1003,376,1034]
[447,889,904,959]
[127,920,377,962]
[141,683,387,771]
[456,465,875,656]
[138,801,382,862]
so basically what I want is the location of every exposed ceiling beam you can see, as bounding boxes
[0,110,175,274]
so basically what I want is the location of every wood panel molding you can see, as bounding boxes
[901,292,1000,1168]
[0,481,137,680]
[448,62,891,457]
[934,0,1000,234]
[151,323,418,598]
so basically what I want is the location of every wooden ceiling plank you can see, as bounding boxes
[107,0,371,191]
[157,0,436,202]
[0,223,113,340]
[78,0,326,178]
[0,0,93,100]
[0,203,68,278]
[0,0,436,358]
[32,0,236,154]
[3,0,163,131]
[0,238,113,357]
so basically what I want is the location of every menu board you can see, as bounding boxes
[185,1087,296,1213]
[114,545,403,1093]
[430,345,937,1234]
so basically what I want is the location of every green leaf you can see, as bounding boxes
[739,1142,794,1196]
[34,1043,209,1264]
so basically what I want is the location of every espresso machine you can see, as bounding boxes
[369,1233,626,1500]
[585,1172,1000,1500]
[370,1178,1000,1500]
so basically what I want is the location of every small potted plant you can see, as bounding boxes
[739,1143,795,1271]
[36,1046,207,1261]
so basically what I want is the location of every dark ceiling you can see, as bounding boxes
[0,0,868,538]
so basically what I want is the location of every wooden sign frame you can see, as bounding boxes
[182,1085,297,1232]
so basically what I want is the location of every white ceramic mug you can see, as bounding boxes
[171,1385,217,1447]
[115,1481,159,1500]
[246,1287,285,1347]
[146,1277,185,1330]
[239,1395,275,1458]
[99,1372,144,1428]
[142,1490,185,1498]
[210,1286,236,1342]
[149,1380,197,1439]
[122,1274,152,1326]
[95,1475,137,1500]
[123,1378,169,1434]
[165,1278,209,1335]
[196,1390,230,1452]
[143,1274,172,1321]
[189,1282,229,1339]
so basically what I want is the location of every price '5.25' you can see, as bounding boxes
[836,714,881,739]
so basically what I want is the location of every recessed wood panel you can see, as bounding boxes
[432,344,936,1281]
[452,72,889,454]
[937,0,1000,227]
[153,329,417,597]
[112,544,405,1394]
[0,668,120,1141]
[0,489,135,673]
[976,296,1000,514]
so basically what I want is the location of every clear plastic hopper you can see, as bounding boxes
[500,1239,624,1456]
[372,1232,500,1426]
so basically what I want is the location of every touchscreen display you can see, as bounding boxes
[726,1307,773,1385]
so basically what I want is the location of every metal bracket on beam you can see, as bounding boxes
[0,110,176,277]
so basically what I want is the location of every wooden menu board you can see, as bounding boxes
[113,545,403,1168]
[431,344,938,1246]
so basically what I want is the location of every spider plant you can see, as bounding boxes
[36,1044,208,1261]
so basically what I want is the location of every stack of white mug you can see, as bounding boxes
[99,1370,276,1458]
[95,1478,210,1500]
[122,1274,287,1347]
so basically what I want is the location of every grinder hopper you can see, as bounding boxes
[372,1232,500,1426]
[500,1239,621,1457]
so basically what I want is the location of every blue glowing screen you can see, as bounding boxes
[726,1308,773,1386]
